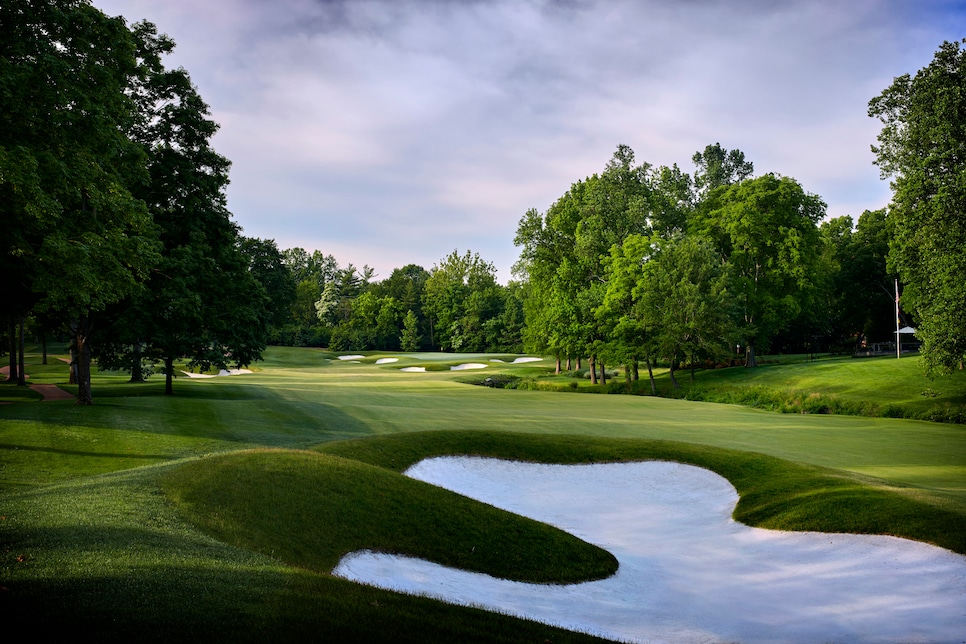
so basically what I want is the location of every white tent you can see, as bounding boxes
[898,326,918,334]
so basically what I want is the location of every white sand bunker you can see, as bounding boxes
[399,367,426,372]
[451,363,487,371]
[512,357,542,363]
[337,355,365,361]
[375,358,399,364]
[180,369,253,379]
[334,458,966,644]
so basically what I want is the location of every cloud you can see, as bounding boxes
[92,0,966,280]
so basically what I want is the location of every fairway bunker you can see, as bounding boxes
[180,369,253,379]
[334,458,966,643]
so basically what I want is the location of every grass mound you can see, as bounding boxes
[161,448,618,583]
[1,465,608,643]
[320,431,966,555]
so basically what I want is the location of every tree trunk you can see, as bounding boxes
[7,316,17,382]
[690,351,696,382]
[164,356,175,395]
[42,332,47,365]
[17,315,26,387]
[566,356,572,371]
[588,356,597,385]
[600,359,607,385]
[72,317,93,405]
[632,359,639,381]
[576,357,582,369]
[555,356,561,375]
[68,348,77,385]
[668,353,680,389]
[645,355,656,394]
[745,343,758,368]
[129,341,145,383]
[624,364,631,383]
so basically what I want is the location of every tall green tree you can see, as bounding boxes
[371,264,430,348]
[869,39,966,373]
[813,211,896,351]
[400,309,421,352]
[598,235,658,391]
[239,237,296,342]
[639,235,733,384]
[692,174,825,366]
[1,0,161,403]
[93,22,268,394]
[692,142,754,201]
[423,250,500,351]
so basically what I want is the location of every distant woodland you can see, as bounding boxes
[3,2,964,403]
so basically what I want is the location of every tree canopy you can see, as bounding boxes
[869,39,966,374]
[1,0,161,402]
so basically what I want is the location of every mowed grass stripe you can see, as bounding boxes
[3,347,965,505]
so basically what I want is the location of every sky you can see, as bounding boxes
[92,0,966,283]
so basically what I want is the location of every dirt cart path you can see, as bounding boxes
[2,365,74,401]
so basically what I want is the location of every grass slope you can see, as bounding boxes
[320,430,966,554]
[2,346,965,641]
[161,448,618,583]
[520,353,966,423]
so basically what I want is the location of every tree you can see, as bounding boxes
[869,39,966,373]
[813,211,896,352]
[423,250,501,351]
[638,235,733,385]
[692,143,754,201]
[599,235,658,391]
[400,310,420,352]
[371,264,430,349]
[239,237,296,342]
[692,174,825,366]
[650,163,694,238]
[92,22,269,394]
[1,0,162,403]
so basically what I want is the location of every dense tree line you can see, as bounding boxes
[265,248,525,354]
[4,3,962,400]
[514,143,906,383]
[2,2,271,402]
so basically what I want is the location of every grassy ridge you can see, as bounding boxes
[161,448,618,583]
[1,465,608,643]
[320,430,966,554]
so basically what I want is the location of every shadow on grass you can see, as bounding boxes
[1,567,607,644]
[0,442,168,460]
[0,385,384,452]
